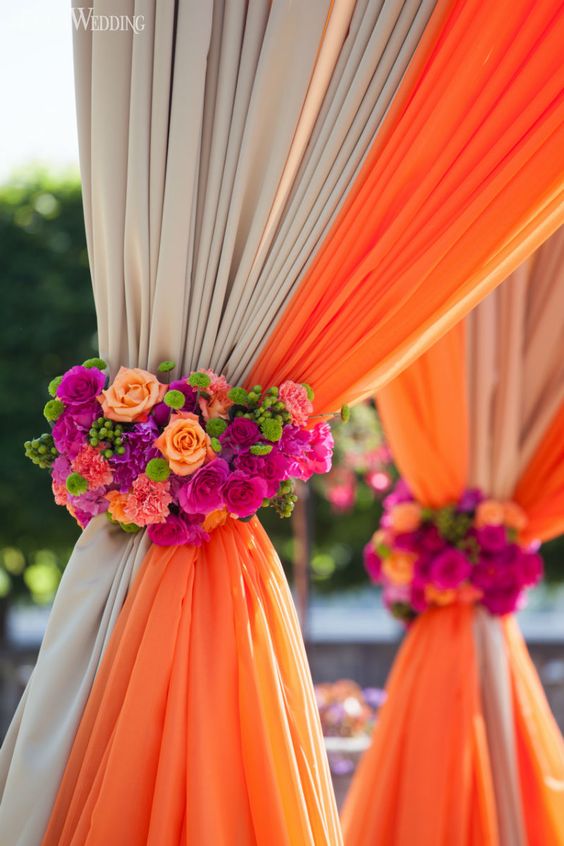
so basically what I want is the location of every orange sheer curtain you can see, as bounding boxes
[44,0,564,842]
[252,0,564,412]
[342,326,564,844]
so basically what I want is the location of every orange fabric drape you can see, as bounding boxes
[45,1,564,842]
[343,312,564,841]
[342,605,499,846]
[253,0,564,413]
[515,403,564,543]
[44,520,341,846]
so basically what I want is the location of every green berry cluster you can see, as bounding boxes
[88,417,126,458]
[24,433,58,469]
[435,506,472,544]
[268,479,298,518]
[230,384,292,444]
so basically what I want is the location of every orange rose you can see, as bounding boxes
[503,501,528,532]
[382,552,415,586]
[389,502,422,533]
[202,508,229,532]
[155,412,212,476]
[106,490,130,523]
[99,366,166,422]
[475,499,505,527]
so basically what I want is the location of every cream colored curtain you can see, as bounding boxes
[0,1,439,842]
[468,227,564,846]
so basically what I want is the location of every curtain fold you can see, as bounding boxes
[2,0,564,843]
[252,0,564,412]
[343,229,564,844]
[1,1,449,842]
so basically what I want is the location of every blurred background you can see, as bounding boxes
[1,1,563,805]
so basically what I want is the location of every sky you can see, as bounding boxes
[0,2,79,182]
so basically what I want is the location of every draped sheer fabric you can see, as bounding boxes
[343,230,564,846]
[252,0,564,412]
[2,0,563,843]
[0,1,447,842]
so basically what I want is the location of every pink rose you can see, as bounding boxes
[222,471,267,518]
[428,549,471,589]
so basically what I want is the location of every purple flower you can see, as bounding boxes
[148,513,190,546]
[220,418,261,452]
[110,420,160,492]
[394,531,420,553]
[170,380,198,410]
[151,402,172,428]
[57,365,105,407]
[222,471,267,518]
[51,455,72,484]
[177,458,230,514]
[476,525,508,553]
[68,487,109,528]
[471,545,520,593]
[458,488,485,513]
[428,548,471,589]
[235,448,290,497]
[52,411,89,457]
[363,542,382,583]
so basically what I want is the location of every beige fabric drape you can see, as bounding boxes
[467,227,564,846]
[0,1,439,842]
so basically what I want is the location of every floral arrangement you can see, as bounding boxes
[24,358,335,546]
[315,680,386,775]
[364,481,543,621]
[317,402,395,512]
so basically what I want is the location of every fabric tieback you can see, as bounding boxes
[25,358,345,547]
[364,480,542,622]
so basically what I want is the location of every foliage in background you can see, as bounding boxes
[0,174,95,601]
[0,173,562,604]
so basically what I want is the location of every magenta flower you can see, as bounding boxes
[52,411,89,457]
[235,448,290,497]
[476,524,508,553]
[220,418,260,452]
[428,548,472,589]
[279,425,310,457]
[148,513,190,546]
[294,422,334,480]
[178,458,230,514]
[222,471,267,518]
[51,454,72,484]
[68,487,109,528]
[383,479,412,510]
[363,542,382,583]
[409,579,429,614]
[57,365,105,407]
[517,550,543,587]
[419,524,446,553]
[481,587,522,616]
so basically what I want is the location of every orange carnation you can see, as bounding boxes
[389,502,422,533]
[475,499,505,527]
[106,490,130,523]
[154,412,213,476]
[99,366,166,422]
[425,585,457,607]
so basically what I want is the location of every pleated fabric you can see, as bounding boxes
[4,0,564,843]
[252,0,564,412]
[1,0,445,841]
[343,231,564,845]
[43,519,341,846]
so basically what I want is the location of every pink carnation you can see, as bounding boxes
[123,475,173,526]
[279,381,313,426]
[198,371,233,420]
[72,445,113,488]
[52,479,68,506]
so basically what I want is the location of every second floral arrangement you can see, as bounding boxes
[25,359,334,546]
